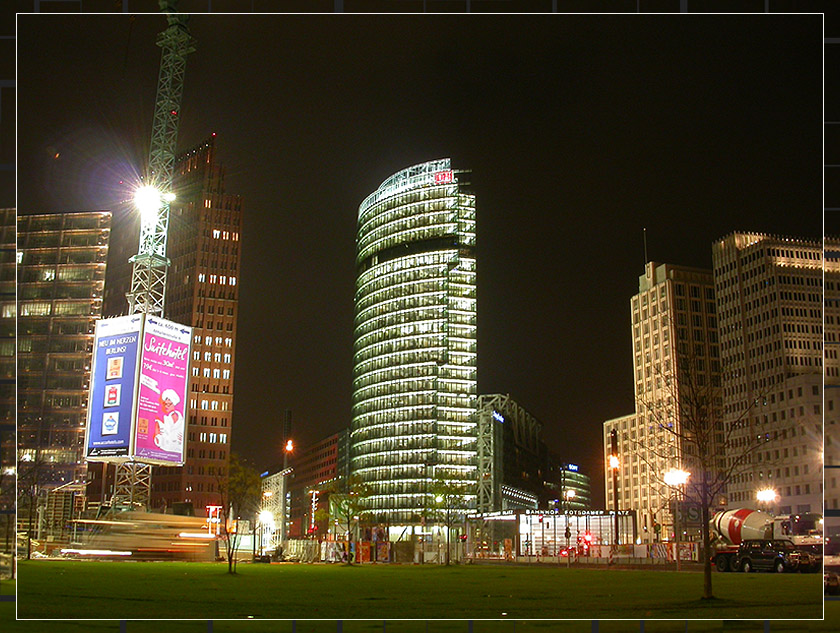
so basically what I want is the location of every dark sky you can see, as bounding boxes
[17,13,822,506]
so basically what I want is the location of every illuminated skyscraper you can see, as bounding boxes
[351,159,477,525]
[16,211,111,488]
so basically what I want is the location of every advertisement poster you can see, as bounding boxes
[85,315,144,460]
[133,315,192,465]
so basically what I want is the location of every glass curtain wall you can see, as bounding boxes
[352,159,477,524]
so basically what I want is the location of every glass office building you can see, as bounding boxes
[351,159,477,524]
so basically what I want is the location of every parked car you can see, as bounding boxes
[737,539,815,573]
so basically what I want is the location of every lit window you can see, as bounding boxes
[198,273,206,283]
[204,352,211,361]
[193,351,200,361]
[222,369,230,379]
[213,369,220,379]
[203,368,211,378]
[211,401,219,411]
[210,274,217,284]
[213,229,221,239]
[19,302,51,316]
[230,276,237,286]
[192,367,199,377]
[205,336,212,345]
[220,434,227,444]
[201,400,208,410]
[220,276,226,285]
[214,353,221,362]
[225,338,232,347]
[223,353,231,363]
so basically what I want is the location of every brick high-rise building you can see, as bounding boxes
[104,135,242,513]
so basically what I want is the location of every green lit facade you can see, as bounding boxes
[351,159,477,523]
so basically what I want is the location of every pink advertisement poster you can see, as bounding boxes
[133,315,192,465]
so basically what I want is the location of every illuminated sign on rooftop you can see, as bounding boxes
[434,170,454,184]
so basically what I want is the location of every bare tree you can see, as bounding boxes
[636,354,772,600]
[16,452,52,560]
[216,453,261,574]
[324,474,370,565]
[427,475,467,566]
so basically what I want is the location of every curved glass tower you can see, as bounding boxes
[351,159,477,524]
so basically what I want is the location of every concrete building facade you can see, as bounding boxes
[712,232,832,515]
[604,262,719,543]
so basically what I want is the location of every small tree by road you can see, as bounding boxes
[637,354,773,600]
[216,453,261,574]
[428,476,467,565]
[325,475,370,565]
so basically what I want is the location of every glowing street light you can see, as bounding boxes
[664,468,690,571]
[664,469,690,487]
[608,455,620,470]
[756,488,777,503]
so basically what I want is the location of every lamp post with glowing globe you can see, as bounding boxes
[756,488,778,514]
[664,468,690,571]
[564,488,575,567]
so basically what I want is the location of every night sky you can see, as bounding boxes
[17,13,822,505]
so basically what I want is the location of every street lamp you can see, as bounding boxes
[564,488,575,568]
[756,488,777,514]
[664,468,690,572]
[609,428,620,547]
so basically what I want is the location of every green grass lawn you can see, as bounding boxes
[14,560,823,621]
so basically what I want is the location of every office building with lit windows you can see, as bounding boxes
[712,232,833,515]
[351,159,477,526]
[103,135,241,512]
[16,211,111,489]
[604,262,719,544]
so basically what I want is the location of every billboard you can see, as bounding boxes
[85,314,144,460]
[85,314,192,466]
[134,315,192,465]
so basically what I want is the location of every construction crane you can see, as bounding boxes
[126,0,196,317]
[113,1,196,510]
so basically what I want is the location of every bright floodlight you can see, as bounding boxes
[756,488,777,503]
[664,469,690,486]
[608,455,620,469]
[564,489,576,500]
[285,439,294,452]
[134,185,163,217]
[259,510,274,525]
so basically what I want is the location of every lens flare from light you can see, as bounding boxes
[134,185,162,218]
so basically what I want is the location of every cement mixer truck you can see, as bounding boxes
[710,508,822,572]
